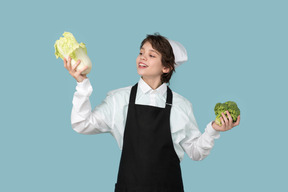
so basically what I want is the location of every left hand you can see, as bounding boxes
[212,111,240,132]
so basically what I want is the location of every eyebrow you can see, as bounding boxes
[140,47,160,55]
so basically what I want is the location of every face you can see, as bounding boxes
[136,42,170,82]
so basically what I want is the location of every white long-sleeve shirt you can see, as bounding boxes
[71,77,220,161]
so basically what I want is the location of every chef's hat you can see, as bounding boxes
[168,39,188,68]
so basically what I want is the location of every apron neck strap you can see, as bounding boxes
[129,83,138,104]
[166,86,173,106]
[130,83,173,108]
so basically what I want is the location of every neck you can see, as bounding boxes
[141,76,162,90]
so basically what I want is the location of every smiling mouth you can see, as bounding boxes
[139,63,148,68]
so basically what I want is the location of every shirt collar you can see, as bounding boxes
[138,77,167,96]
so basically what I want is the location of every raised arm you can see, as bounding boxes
[64,57,113,134]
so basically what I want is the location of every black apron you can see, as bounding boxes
[115,83,184,192]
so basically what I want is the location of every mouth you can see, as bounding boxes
[138,62,148,68]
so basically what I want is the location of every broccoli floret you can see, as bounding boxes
[214,101,240,126]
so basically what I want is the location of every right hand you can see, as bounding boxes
[212,111,240,132]
[64,56,88,82]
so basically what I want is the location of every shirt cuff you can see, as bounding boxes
[77,78,89,86]
[205,121,220,139]
[75,78,93,96]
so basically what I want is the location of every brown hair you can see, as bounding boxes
[140,33,175,84]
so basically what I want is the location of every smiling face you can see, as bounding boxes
[136,42,170,84]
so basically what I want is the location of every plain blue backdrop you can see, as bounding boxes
[1,0,287,191]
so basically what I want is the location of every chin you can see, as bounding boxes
[137,69,144,76]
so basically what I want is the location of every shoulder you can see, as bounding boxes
[105,85,132,103]
[107,85,132,96]
[171,90,193,114]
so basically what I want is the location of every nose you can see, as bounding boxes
[140,53,147,60]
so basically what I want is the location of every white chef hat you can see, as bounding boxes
[168,39,188,68]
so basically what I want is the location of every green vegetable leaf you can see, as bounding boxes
[214,101,240,126]
[54,32,92,74]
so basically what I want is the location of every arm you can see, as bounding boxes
[181,103,241,161]
[64,57,113,134]
[71,79,113,134]
[180,103,220,161]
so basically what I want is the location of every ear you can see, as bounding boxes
[162,66,171,74]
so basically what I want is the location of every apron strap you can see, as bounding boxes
[129,83,138,105]
[166,86,173,107]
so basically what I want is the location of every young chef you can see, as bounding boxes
[64,33,240,192]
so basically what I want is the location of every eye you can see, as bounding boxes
[139,52,143,55]
[150,55,155,58]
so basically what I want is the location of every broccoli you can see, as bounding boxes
[214,101,240,126]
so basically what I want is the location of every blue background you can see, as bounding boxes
[1,0,287,191]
